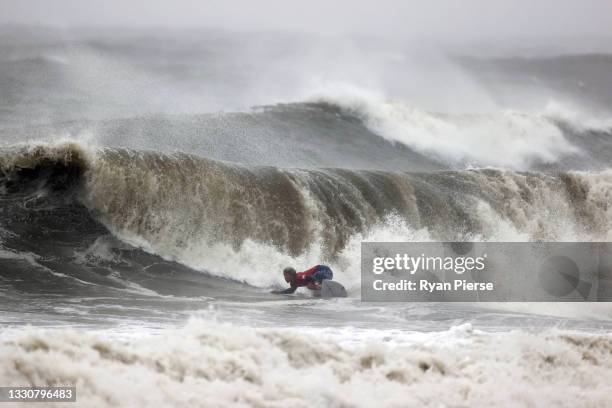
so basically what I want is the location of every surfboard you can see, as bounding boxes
[320,280,347,298]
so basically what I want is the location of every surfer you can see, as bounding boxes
[271,265,334,294]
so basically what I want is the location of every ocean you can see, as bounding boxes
[1,26,612,407]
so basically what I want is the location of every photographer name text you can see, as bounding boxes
[371,253,494,293]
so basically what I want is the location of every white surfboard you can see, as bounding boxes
[320,280,347,298]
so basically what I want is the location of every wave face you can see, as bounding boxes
[2,143,612,291]
[2,320,612,408]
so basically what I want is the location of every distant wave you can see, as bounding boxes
[1,142,612,290]
[3,99,612,173]
[305,93,612,169]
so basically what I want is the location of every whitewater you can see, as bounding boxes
[2,26,612,407]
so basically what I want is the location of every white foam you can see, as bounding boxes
[1,320,611,407]
[105,213,431,291]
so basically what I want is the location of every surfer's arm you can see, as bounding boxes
[271,286,297,294]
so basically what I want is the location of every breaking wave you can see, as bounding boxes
[1,142,612,289]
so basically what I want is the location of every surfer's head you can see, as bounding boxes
[283,267,297,284]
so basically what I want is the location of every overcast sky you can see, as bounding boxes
[1,0,611,43]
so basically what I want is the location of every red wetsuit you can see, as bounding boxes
[293,266,318,287]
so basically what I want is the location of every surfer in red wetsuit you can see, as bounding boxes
[271,265,334,294]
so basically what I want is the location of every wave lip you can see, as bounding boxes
[0,142,90,181]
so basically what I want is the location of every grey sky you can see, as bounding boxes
[1,0,611,42]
